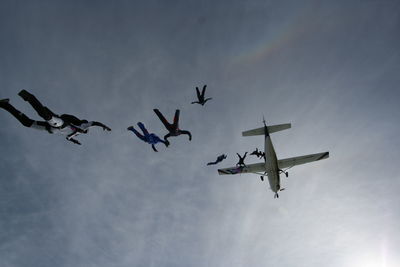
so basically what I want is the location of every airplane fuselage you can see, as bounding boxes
[264,125,280,194]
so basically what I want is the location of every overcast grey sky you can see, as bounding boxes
[1,1,399,266]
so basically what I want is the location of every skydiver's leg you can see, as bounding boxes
[236,153,241,164]
[196,87,201,99]
[18,90,55,121]
[90,121,111,131]
[0,100,35,127]
[179,130,192,141]
[172,109,180,129]
[153,109,171,130]
[201,85,207,97]
[137,122,149,136]
[127,127,146,141]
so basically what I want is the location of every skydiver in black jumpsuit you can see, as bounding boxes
[153,109,192,143]
[191,85,212,106]
[0,90,111,145]
[207,154,227,166]
[236,152,248,167]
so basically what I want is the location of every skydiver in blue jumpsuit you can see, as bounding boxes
[127,122,169,152]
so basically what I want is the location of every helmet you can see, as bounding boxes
[47,116,64,128]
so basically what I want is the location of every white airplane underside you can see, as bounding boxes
[218,122,329,198]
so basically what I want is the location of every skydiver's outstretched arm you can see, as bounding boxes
[91,121,111,131]
[207,161,217,166]
[66,131,81,145]
[164,133,172,142]
[204,97,212,104]
[179,130,192,141]
[191,101,199,104]
[154,109,171,130]
[60,115,109,132]
[154,136,169,147]
[67,137,81,145]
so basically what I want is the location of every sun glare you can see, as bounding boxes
[347,244,397,267]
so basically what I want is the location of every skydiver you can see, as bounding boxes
[191,85,212,106]
[236,152,248,167]
[250,148,262,157]
[127,122,169,152]
[251,148,265,159]
[207,154,227,166]
[0,90,111,145]
[153,109,192,142]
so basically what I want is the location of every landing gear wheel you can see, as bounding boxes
[285,172,288,178]
[260,176,264,181]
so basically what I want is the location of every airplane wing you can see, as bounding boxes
[218,162,266,175]
[278,152,329,169]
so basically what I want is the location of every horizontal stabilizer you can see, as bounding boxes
[242,123,291,136]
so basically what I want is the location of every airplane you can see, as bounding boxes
[218,120,329,198]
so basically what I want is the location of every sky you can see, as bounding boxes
[0,0,399,266]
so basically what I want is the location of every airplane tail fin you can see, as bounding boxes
[242,123,291,136]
